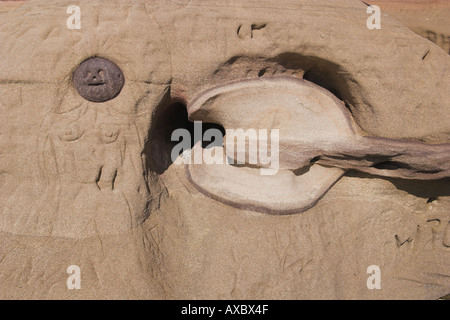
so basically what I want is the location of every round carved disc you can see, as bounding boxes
[73,57,125,102]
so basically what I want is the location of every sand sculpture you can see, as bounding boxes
[0,0,449,299]
[188,76,450,214]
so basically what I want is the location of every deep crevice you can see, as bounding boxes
[427,197,438,203]
[372,161,412,170]
[146,101,225,174]
[270,53,356,106]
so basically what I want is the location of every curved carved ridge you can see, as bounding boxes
[186,76,450,214]
[187,147,345,215]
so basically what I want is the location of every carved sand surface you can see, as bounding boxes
[0,0,449,299]
[187,76,450,214]
[370,0,450,54]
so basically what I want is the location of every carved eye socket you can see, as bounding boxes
[73,57,125,103]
